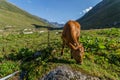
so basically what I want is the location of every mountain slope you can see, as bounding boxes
[0,0,52,30]
[77,0,120,29]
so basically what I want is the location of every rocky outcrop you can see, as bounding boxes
[40,66,100,80]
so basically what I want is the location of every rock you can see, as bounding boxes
[40,66,100,80]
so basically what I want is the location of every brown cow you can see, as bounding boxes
[61,20,84,64]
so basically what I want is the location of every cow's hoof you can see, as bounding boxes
[71,56,73,59]
[61,52,63,56]
[76,62,82,65]
[78,63,82,65]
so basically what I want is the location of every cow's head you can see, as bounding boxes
[71,44,84,64]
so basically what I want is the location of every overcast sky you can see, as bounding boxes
[8,0,102,24]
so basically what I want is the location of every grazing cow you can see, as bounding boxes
[61,20,84,64]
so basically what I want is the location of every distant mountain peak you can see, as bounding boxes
[50,22,64,28]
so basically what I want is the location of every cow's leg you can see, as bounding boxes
[77,36,80,46]
[71,49,73,59]
[61,40,65,56]
[80,46,84,64]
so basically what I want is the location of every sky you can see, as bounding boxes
[7,0,102,24]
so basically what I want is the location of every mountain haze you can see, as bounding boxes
[0,0,52,30]
[77,0,120,29]
[50,22,64,27]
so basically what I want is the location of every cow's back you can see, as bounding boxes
[62,20,81,45]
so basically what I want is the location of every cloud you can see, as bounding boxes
[82,7,93,13]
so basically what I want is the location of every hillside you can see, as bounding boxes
[0,0,53,32]
[77,0,120,29]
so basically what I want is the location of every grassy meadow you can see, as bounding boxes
[0,28,120,80]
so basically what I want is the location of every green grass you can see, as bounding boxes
[0,28,120,80]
